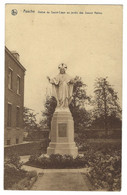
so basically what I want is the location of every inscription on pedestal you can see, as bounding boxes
[58,123,67,137]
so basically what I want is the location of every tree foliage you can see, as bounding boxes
[23,107,39,132]
[42,96,57,128]
[69,77,91,131]
[92,77,122,131]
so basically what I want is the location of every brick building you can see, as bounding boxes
[4,47,26,145]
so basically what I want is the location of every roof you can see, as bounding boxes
[5,46,26,72]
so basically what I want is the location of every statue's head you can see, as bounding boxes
[58,63,67,74]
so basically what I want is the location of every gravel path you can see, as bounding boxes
[31,171,90,191]
[21,155,92,191]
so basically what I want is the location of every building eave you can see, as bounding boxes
[5,46,26,72]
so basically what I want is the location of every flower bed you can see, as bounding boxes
[4,163,27,189]
[26,154,89,169]
[11,171,38,190]
[4,154,37,190]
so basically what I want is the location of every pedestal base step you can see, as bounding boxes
[47,142,78,157]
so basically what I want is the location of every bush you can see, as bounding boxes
[4,163,27,189]
[5,153,23,169]
[4,154,26,190]
[4,153,38,190]
[26,153,88,169]
[11,177,30,190]
[86,144,121,191]
[11,170,38,190]
[29,154,40,163]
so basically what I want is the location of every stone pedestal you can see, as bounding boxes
[47,108,78,157]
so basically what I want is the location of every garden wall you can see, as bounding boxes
[4,139,49,158]
[78,129,122,139]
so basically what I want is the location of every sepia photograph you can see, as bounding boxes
[4,4,122,191]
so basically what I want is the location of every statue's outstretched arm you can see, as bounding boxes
[47,76,59,85]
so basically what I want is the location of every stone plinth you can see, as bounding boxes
[47,108,78,157]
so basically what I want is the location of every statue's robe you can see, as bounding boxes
[50,73,73,108]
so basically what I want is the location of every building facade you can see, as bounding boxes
[4,47,26,145]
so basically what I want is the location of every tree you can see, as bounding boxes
[42,96,57,129]
[92,77,121,134]
[23,107,39,133]
[42,77,91,132]
[69,77,91,131]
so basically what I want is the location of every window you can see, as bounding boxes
[7,140,11,145]
[8,68,13,89]
[7,103,12,127]
[16,106,20,127]
[16,138,19,144]
[17,75,21,94]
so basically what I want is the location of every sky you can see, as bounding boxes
[5,4,122,121]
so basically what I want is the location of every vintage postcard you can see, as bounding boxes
[4,4,122,191]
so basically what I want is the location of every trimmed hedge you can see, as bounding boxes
[4,139,49,158]
[75,129,122,139]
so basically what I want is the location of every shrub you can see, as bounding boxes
[4,164,27,189]
[11,177,30,190]
[5,165,37,190]
[29,154,39,163]
[4,154,27,189]
[26,153,88,169]
[6,153,23,169]
[4,153,38,190]
[11,170,38,190]
[86,145,121,191]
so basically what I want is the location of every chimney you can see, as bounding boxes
[11,51,20,61]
